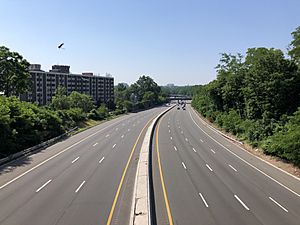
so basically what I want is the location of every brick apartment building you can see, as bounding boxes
[21,64,114,105]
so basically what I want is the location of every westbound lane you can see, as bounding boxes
[0,106,167,225]
[152,105,300,225]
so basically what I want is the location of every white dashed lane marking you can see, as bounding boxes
[206,164,213,172]
[229,164,237,172]
[234,195,250,211]
[75,181,86,193]
[269,197,288,212]
[199,193,209,208]
[99,157,105,164]
[36,179,52,193]
[71,157,80,164]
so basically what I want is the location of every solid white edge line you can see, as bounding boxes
[71,157,80,164]
[191,106,300,183]
[229,164,237,172]
[75,180,86,193]
[269,197,289,212]
[188,109,300,198]
[210,149,216,154]
[234,195,250,211]
[182,162,187,170]
[193,148,197,153]
[0,115,130,190]
[36,179,52,193]
[206,164,213,172]
[99,157,105,164]
[174,146,177,151]
[199,193,209,207]
[112,144,116,149]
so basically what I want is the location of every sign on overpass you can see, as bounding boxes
[166,95,192,101]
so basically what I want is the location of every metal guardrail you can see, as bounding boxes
[0,127,78,166]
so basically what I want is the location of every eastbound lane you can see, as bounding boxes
[152,105,300,225]
[0,106,167,225]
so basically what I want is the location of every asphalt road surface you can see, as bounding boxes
[152,104,300,225]
[0,106,167,225]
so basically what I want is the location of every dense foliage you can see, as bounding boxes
[192,27,300,166]
[160,85,199,97]
[0,46,30,96]
[0,96,64,156]
[114,75,166,113]
[0,86,111,157]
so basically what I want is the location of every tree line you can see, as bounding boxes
[0,89,109,157]
[192,26,300,166]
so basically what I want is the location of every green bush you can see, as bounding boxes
[87,104,108,120]
[0,96,65,156]
[262,108,300,166]
[66,108,86,122]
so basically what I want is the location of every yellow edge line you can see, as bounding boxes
[156,115,174,225]
[106,116,154,225]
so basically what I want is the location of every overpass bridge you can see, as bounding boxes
[166,94,192,101]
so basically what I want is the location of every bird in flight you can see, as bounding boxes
[58,43,64,49]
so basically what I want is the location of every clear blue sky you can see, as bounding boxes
[1,0,299,86]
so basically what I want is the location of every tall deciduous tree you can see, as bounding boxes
[243,48,299,120]
[130,75,161,102]
[288,26,300,64]
[0,46,30,96]
[51,86,70,110]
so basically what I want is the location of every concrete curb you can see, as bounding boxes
[0,127,78,166]
[131,106,174,225]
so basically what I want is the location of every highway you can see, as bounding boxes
[152,104,300,225]
[0,106,167,225]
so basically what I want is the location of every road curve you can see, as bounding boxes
[0,106,167,225]
[152,105,300,225]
